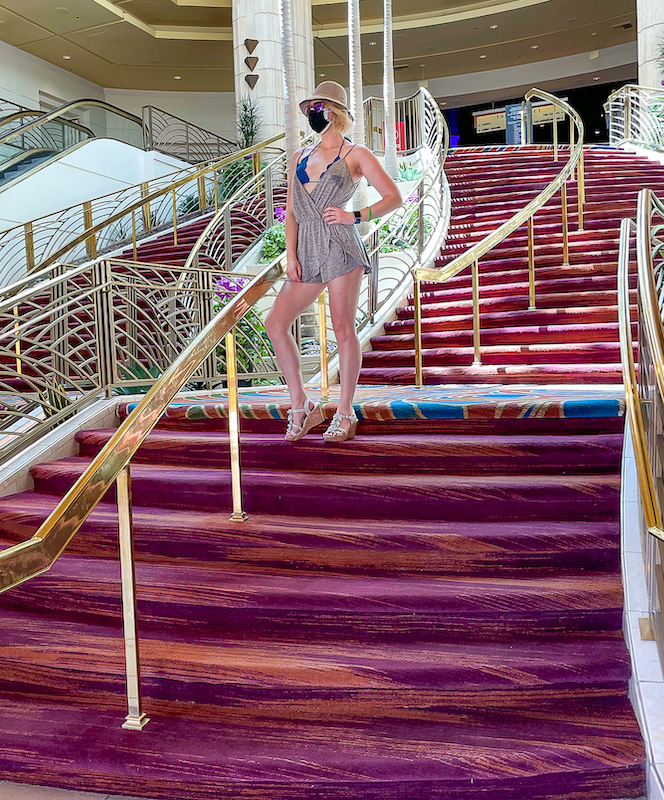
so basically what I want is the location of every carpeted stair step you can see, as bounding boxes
[0,554,625,640]
[362,341,626,368]
[371,321,632,350]
[0,496,621,576]
[398,290,632,319]
[29,457,621,521]
[359,363,624,385]
[0,610,632,707]
[74,428,623,475]
[0,693,645,800]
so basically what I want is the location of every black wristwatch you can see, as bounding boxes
[353,210,362,224]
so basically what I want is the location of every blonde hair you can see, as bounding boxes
[329,103,353,137]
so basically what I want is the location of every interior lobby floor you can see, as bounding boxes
[0,783,146,800]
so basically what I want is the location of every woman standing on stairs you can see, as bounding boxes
[265,81,402,443]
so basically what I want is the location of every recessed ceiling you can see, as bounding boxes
[0,0,636,92]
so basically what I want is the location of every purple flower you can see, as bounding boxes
[214,275,248,302]
[275,206,286,222]
[406,191,418,204]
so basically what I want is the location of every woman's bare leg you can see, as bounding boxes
[265,280,325,427]
[327,266,365,426]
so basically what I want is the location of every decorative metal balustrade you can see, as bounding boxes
[412,87,585,384]
[364,91,426,156]
[143,106,237,164]
[0,135,285,289]
[605,84,664,152]
[618,189,664,667]
[0,99,145,172]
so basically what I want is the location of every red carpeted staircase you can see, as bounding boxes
[0,395,646,799]
[0,144,654,799]
[360,145,658,385]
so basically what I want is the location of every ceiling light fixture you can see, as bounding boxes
[489,24,498,29]
[593,76,600,81]
[62,55,71,60]
[174,75,182,80]
[479,54,487,59]
[319,73,326,77]
[531,45,539,49]
[369,41,377,46]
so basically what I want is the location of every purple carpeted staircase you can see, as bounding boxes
[360,145,662,385]
[0,397,647,799]
[0,144,653,799]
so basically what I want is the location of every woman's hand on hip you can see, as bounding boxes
[286,257,302,282]
[322,206,353,226]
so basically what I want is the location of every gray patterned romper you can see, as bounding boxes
[292,140,371,284]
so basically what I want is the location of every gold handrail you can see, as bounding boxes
[0,99,143,147]
[617,214,663,536]
[23,133,285,276]
[0,254,285,727]
[412,87,585,385]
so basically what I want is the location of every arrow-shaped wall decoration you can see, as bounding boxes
[245,56,258,71]
[245,75,259,89]
[244,39,259,54]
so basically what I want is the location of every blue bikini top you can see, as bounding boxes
[296,138,352,185]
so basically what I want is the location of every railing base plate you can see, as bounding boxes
[230,511,248,523]
[122,713,150,731]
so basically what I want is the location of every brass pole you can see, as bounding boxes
[553,114,559,162]
[561,182,569,266]
[24,222,35,273]
[577,149,585,232]
[414,272,423,387]
[141,182,151,231]
[569,120,575,180]
[83,201,96,259]
[528,216,536,310]
[13,306,21,375]
[472,259,481,365]
[131,210,138,261]
[172,189,178,246]
[198,175,207,212]
[117,465,149,731]
[214,170,219,213]
[318,290,329,402]
[225,330,247,522]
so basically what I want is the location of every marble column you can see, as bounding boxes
[232,0,314,143]
[637,0,664,89]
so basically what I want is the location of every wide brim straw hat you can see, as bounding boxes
[299,81,354,121]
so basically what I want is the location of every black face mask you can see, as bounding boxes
[308,107,331,134]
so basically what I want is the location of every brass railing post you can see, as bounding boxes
[93,260,117,393]
[553,113,559,162]
[225,330,247,522]
[214,169,219,212]
[13,306,22,375]
[528,216,536,309]
[172,189,178,246]
[577,149,585,232]
[24,221,35,272]
[472,259,481,365]
[318,290,330,402]
[570,118,575,180]
[418,181,425,257]
[198,175,207,212]
[561,182,570,265]
[414,271,423,388]
[117,464,149,731]
[265,166,274,226]
[83,201,96,259]
[131,210,138,261]
[141,182,151,231]
[625,94,631,140]
[223,206,233,270]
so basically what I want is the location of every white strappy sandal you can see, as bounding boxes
[285,397,324,442]
[323,411,358,443]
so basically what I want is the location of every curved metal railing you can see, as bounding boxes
[605,84,664,152]
[0,135,285,288]
[0,99,144,153]
[412,87,585,384]
[617,188,664,666]
[143,105,237,164]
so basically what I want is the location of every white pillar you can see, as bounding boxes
[637,0,664,89]
[233,0,314,143]
[348,0,368,214]
[383,0,399,178]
